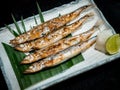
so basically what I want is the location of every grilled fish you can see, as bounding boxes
[21,24,97,64]
[23,37,96,74]
[10,5,92,45]
[15,13,94,52]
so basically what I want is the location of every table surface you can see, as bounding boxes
[0,0,120,90]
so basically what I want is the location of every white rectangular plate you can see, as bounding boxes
[0,0,120,90]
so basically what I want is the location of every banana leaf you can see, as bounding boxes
[2,42,84,89]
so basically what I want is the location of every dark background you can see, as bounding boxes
[0,0,120,90]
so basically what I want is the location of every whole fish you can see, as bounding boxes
[15,13,94,52]
[21,24,97,64]
[10,5,92,45]
[24,37,96,74]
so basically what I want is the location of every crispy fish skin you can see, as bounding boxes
[21,25,96,64]
[10,5,91,45]
[15,13,94,52]
[24,37,96,74]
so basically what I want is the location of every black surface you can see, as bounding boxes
[0,0,120,90]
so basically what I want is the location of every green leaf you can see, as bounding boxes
[5,24,19,37]
[59,13,61,17]
[36,2,45,23]
[33,14,38,25]
[21,16,26,33]
[65,34,72,38]
[2,43,84,89]
[11,14,22,35]
[2,43,27,89]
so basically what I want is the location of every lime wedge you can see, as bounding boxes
[106,34,120,54]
